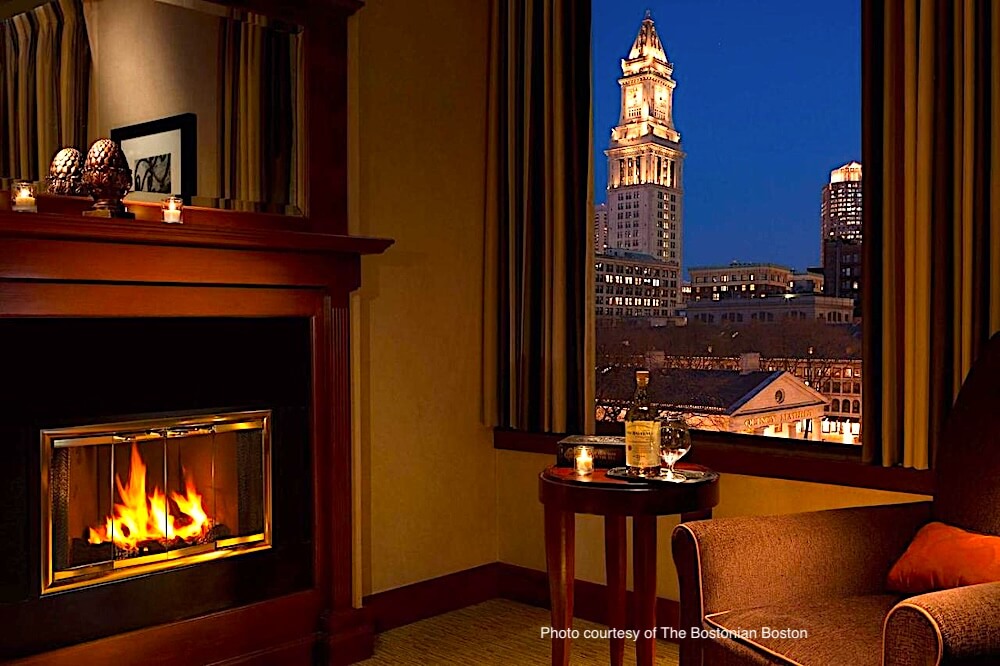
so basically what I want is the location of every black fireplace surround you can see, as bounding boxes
[0,317,314,660]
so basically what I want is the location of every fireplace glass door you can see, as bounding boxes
[42,411,271,594]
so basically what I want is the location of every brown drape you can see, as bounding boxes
[219,12,304,214]
[484,0,594,433]
[0,0,89,185]
[866,0,1000,469]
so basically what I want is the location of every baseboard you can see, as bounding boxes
[362,562,680,642]
[362,563,500,632]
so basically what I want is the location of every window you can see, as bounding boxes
[593,3,862,448]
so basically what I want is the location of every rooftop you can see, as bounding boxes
[597,366,780,414]
[688,262,794,273]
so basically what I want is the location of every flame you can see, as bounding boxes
[87,444,213,553]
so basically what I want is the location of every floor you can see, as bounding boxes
[358,599,680,665]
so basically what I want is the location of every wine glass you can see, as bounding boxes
[660,415,692,482]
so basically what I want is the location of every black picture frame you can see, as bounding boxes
[111,113,197,205]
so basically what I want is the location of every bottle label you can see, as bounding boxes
[625,421,660,469]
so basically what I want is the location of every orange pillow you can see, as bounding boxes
[887,521,1000,594]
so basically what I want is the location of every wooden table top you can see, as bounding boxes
[539,464,720,516]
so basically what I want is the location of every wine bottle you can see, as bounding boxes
[624,369,660,476]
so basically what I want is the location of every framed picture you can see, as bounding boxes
[111,113,197,204]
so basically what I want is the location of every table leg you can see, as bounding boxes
[604,515,627,666]
[544,504,575,666]
[633,515,657,666]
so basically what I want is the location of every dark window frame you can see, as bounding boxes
[493,0,931,495]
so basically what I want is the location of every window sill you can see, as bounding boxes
[493,428,934,496]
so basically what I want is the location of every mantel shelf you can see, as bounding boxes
[0,211,393,256]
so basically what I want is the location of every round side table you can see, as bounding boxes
[538,464,719,666]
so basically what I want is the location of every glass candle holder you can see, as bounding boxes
[12,181,37,213]
[161,196,183,224]
[575,446,594,476]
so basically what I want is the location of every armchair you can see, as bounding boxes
[672,334,1000,666]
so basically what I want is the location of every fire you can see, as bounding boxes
[87,444,213,553]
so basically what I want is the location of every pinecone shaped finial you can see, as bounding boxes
[81,139,134,219]
[46,147,86,196]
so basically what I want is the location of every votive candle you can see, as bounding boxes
[12,181,36,212]
[575,447,594,476]
[162,196,183,224]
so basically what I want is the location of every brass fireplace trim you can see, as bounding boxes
[40,410,272,595]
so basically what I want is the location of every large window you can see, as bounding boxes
[592,2,863,446]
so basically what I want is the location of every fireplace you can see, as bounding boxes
[42,411,271,595]
[0,317,317,659]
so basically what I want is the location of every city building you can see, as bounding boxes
[637,352,862,444]
[595,248,679,323]
[791,271,825,294]
[593,202,609,254]
[823,238,862,315]
[596,365,830,440]
[688,262,821,302]
[604,11,684,314]
[820,161,863,265]
[684,292,856,324]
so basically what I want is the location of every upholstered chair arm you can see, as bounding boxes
[671,502,931,623]
[883,582,1000,665]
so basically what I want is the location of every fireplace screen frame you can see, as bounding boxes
[40,410,272,595]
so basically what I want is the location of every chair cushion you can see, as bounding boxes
[887,521,1000,594]
[704,594,901,666]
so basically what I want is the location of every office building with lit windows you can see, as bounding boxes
[820,161,863,265]
[604,12,684,314]
[595,248,679,323]
[688,262,821,302]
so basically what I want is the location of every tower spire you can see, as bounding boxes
[628,10,668,63]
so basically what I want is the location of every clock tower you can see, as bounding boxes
[605,10,684,314]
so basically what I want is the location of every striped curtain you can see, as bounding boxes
[219,12,305,214]
[483,0,594,433]
[865,0,1000,469]
[0,0,89,185]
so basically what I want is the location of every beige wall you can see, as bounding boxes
[85,0,219,198]
[348,0,495,600]
[498,450,930,601]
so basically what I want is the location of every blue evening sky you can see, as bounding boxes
[592,0,861,273]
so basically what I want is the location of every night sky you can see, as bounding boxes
[593,0,861,273]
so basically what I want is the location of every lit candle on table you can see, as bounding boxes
[12,181,36,212]
[162,196,183,224]
[575,447,594,476]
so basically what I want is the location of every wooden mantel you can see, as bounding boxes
[0,211,393,255]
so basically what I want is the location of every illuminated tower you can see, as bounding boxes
[820,161,863,265]
[605,10,683,313]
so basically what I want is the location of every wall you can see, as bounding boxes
[348,0,496,600]
[498,450,930,600]
[85,0,220,198]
